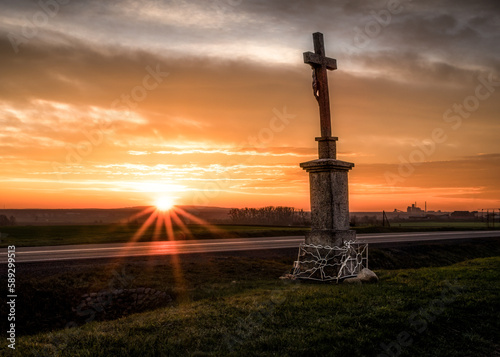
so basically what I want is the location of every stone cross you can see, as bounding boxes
[299,32,355,247]
[286,32,366,282]
[303,32,337,139]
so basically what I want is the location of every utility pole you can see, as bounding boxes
[382,210,391,227]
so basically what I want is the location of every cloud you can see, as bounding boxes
[0,0,499,209]
[351,153,500,190]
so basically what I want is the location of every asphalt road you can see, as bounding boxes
[1,230,499,263]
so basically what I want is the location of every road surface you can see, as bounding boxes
[1,230,499,263]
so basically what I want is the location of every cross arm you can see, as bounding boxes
[303,52,337,70]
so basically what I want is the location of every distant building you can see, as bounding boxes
[450,211,476,219]
[424,213,449,220]
[407,203,423,213]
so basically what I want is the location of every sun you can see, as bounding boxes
[155,196,175,211]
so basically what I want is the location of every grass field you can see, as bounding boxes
[12,256,500,356]
[4,240,500,356]
[0,224,310,248]
[392,221,493,229]
[1,222,498,248]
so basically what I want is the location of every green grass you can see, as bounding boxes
[5,239,500,338]
[12,256,500,357]
[353,221,499,234]
[0,224,310,248]
[394,221,492,228]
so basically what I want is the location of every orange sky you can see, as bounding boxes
[0,0,499,211]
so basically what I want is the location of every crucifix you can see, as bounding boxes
[299,31,355,246]
[284,32,368,282]
[303,32,337,139]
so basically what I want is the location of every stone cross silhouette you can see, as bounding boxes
[285,32,359,282]
[303,32,337,139]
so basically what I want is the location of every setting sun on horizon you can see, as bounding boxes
[155,196,176,212]
[0,1,499,213]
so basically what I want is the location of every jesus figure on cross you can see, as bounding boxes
[303,32,337,139]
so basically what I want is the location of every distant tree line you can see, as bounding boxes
[228,206,309,226]
[0,215,16,226]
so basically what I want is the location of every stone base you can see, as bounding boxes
[300,158,354,235]
[305,229,356,247]
[289,241,369,282]
[342,268,378,284]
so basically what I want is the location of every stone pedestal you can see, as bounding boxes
[300,142,355,247]
[286,134,363,282]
